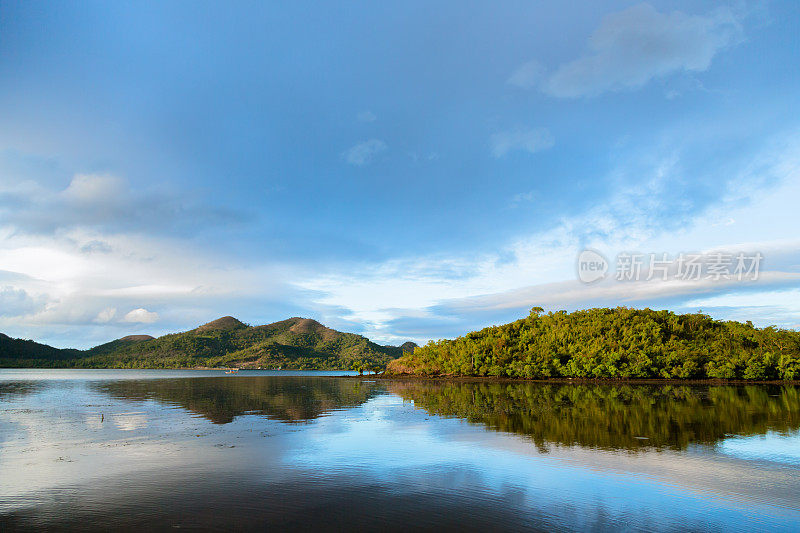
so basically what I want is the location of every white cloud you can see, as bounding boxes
[0,164,334,347]
[439,272,800,317]
[0,224,299,346]
[514,3,742,98]
[0,172,244,236]
[300,132,800,343]
[343,139,387,166]
[0,286,46,317]
[357,111,377,122]
[490,128,554,158]
[123,308,159,324]
[3,134,798,349]
[62,174,126,205]
[94,307,117,323]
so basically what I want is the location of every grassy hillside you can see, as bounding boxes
[386,307,800,380]
[0,317,415,370]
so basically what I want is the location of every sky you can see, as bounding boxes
[0,0,799,348]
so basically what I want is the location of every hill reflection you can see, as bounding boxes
[95,376,382,424]
[0,381,42,399]
[387,381,800,451]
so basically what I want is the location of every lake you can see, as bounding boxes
[1,370,798,531]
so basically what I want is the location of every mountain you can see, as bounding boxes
[386,307,800,381]
[0,333,80,361]
[85,335,158,357]
[195,316,246,333]
[120,335,156,341]
[399,341,418,353]
[0,317,411,370]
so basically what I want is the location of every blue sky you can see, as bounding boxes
[1,1,799,348]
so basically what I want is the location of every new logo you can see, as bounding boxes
[577,249,608,283]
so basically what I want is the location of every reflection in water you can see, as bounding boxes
[0,381,41,400]
[389,381,800,451]
[95,376,382,423]
[0,371,799,532]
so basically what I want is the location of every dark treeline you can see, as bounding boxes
[387,307,800,380]
[388,381,800,451]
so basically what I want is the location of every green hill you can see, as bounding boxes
[0,317,409,370]
[386,307,800,380]
[0,333,81,362]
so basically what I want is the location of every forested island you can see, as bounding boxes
[387,307,800,380]
[0,316,415,370]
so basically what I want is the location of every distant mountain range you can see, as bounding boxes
[0,316,417,370]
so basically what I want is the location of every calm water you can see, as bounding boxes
[1,370,798,531]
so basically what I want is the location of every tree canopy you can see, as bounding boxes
[387,307,800,380]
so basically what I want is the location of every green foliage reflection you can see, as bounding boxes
[388,381,800,451]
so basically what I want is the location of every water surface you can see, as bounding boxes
[1,370,798,531]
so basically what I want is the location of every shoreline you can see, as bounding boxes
[2,367,799,385]
[362,374,800,385]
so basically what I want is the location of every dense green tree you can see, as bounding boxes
[387,307,800,380]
